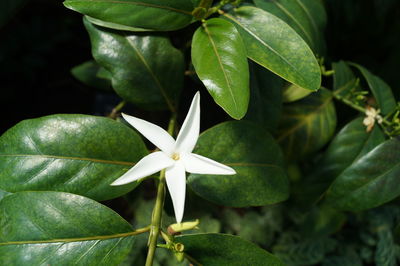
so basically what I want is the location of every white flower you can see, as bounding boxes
[363,106,383,132]
[111,92,236,223]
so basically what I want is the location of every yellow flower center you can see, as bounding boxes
[172,153,180,161]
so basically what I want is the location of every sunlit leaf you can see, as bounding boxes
[223,6,321,91]
[0,114,148,201]
[254,0,327,54]
[192,18,249,119]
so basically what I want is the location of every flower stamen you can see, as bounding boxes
[172,153,180,161]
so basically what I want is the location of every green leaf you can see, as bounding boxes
[325,138,400,210]
[332,61,358,98]
[0,189,11,201]
[0,114,148,201]
[223,6,321,91]
[349,62,397,115]
[84,18,184,112]
[254,0,327,54]
[292,117,385,207]
[176,233,285,265]
[192,18,249,119]
[85,15,155,32]
[71,60,113,91]
[0,0,29,28]
[0,191,136,265]
[283,83,312,102]
[245,62,284,131]
[277,88,336,160]
[188,121,289,207]
[63,0,194,31]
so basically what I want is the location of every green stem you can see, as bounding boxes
[108,101,126,119]
[145,114,176,266]
[332,92,366,113]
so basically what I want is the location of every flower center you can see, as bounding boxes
[172,152,180,161]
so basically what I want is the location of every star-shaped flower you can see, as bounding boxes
[111,92,236,223]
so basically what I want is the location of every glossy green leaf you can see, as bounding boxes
[192,18,249,119]
[325,138,400,210]
[0,114,148,201]
[0,189,11,201]
[223,6,321,91]
[350,62,397,115]
[0,0,29,28]
[0,191,136,265]
[84,18,184,112]
[283,84,312,102]
[85,16,154,32]
[188,121,289,207]
[254,0,327,54]
[176,233,285,266]
[277,88,336,160]
[332,60,358,98]
[64,0,194,31]
[71,60,112,91]
[293,118,385,207]
[245,62,284,131]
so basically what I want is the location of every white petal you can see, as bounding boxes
[175,92,200,153]
[111,151,174,186]
[183,153,236,175]
[165,162,186,223]
[122,113,175,154]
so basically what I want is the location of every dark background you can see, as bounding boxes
[1,0,399,134]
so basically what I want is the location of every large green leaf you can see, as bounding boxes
[176,233,285,265]
[0,189,11,201]
[223,6,321,91]
[0,191,136,265]
[0,114,148,201]
[84,18,184,111]
[292,118,385,207]
[349,62,397,115]
[332,60,358,98]
[325,138,400,210]
[0,0,29,28]
[64,0,194,31]
[71,60,113,91]
[254,0,327,54]
[245,62,284,132]
[277,88,336,160]
[188,121,289,207]
[192,18,249,119]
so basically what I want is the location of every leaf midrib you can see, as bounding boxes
[66,0,192,15]
[223,11,308,87]
[277,94,332,142]
[203,23,239,113]
[124,35,176,112]
[272,1,315,48]
[0,230,140,246]
[0,154,134,166]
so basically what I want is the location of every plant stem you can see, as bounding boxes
[145,114,176,266]
[108,101,126,119]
